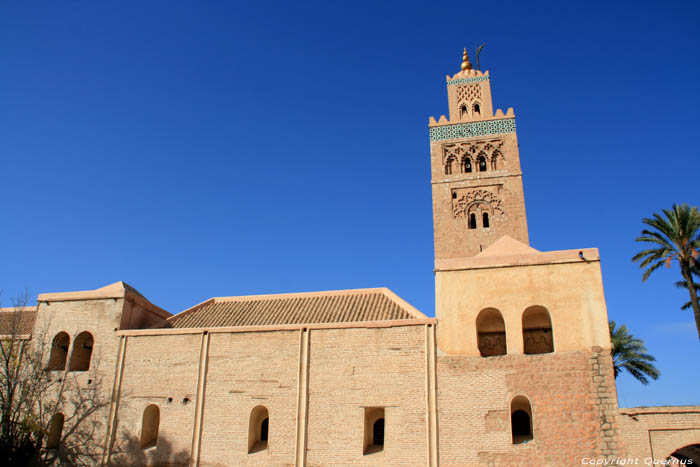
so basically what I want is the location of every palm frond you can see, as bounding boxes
[609,321,660,385]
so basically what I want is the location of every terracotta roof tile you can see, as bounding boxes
[160,288,425,329]
[0,308,38,336]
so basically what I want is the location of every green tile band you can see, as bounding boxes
[429,119,516,142]
[446,76,489,85]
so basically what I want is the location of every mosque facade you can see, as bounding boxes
[5,50,700,466]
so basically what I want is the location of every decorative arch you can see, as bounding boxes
[452,189,505,220]
[47,332,70,371]
[522,306,554,354]
[140,405,159,449]
[476,308,506,357]
[444,155,457,175]
[46,413,64,449]
[491,149,503,170]
[473,102,481,115]
[69,331,94,371]
[248,405,269,453]
[511,395,533,444]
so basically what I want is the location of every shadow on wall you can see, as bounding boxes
[109,433,190,467]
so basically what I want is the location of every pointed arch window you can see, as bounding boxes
[473,102,481,115]
[69,332,93,371]
[462,157,472,173]
[478,155,487,172]
[469,213,477,229]
[140,405,160,449]
[460,104,468,117]
[48,332,70,371]
[249,406,269,453]
[511,396,533,444]
[482,212,490,228]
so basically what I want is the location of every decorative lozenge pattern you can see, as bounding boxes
[429,119,516,142]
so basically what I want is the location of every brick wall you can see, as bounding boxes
[306,326,429,466]
[199,330,299,466]
[105,324,433,466]
[436,348,621,467]
[110,333,201,466]
[618,406,700,461]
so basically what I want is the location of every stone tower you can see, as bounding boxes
[429,49,529,259]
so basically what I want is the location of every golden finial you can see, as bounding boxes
[461,48,473,71]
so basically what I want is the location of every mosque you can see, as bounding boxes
[5,49,700,466]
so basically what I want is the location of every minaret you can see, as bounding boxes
[429,50,529,259]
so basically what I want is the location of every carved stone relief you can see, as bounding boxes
[452,189,504,219]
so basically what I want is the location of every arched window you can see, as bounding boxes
[522,306,554,354]
[460,104,468,117]
[248,406,269,453]
[462,157,472,173]
[140,405,159,449]
[260,417,268,442]
[473,102,481,115]
[364,407,385,454]
[478,155,487,172]
[511,396,533,444]
[69,332,93,371]
[476,308,507,357]
[373,419,384,446]
[482,212,490,228]
[469,213,477,230]
[47,332,70,371]
[46,413,64,449]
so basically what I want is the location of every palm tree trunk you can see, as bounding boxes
[681,262,700,342]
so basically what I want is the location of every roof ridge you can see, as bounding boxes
[210,287,385,304]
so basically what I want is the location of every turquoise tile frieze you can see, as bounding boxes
[446,75,489,85]
[429,118,516,142]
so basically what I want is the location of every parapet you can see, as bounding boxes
[428,107,515,127]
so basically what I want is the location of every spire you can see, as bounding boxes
[461,48,473,71]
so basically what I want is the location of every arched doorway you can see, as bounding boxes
[667,444,700,465]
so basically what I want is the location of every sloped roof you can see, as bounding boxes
[0,307,38,336]
[161,288,426,329]
[476,235,540,257]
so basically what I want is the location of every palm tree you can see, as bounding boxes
[609,321,659,385]
[632,204,700,342]
[676,262,700,311]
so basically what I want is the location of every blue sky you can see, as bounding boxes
[1,1,698,407]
